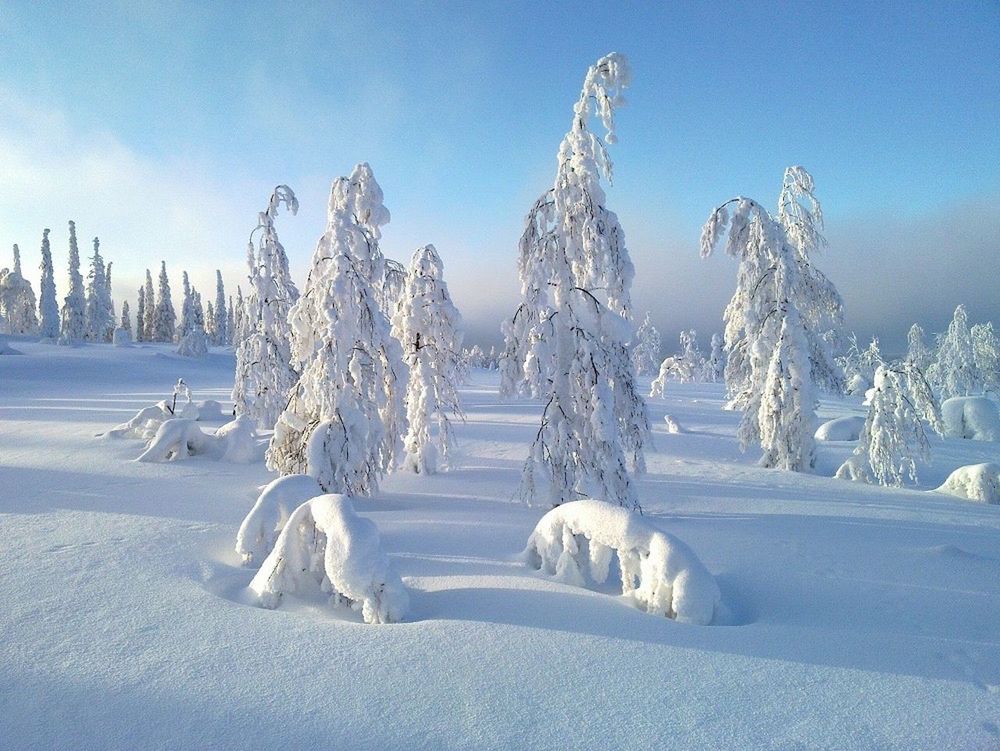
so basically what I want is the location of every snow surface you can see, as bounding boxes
[1,339,999,750]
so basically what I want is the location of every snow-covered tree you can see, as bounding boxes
[232,285,247,347]
[499,53,649,509]
[84,237,114,342]
[142,269,155,342]
[38,229,59,339]
[837,360,943,486]
[178,271,194,338]
[971,322,1000,395]
[135,286,146,342]
[267,165,407,496]
[391,244,464,473]
[928,305,977,399]
[59,220,87,343]
[106,261,115,322]
[152,261,176,343]
[233,185,301,430]
[701,167,842,471]
[705,332,724,382]
[212,270,227,345]
[631,313,661,376]
[649,330,704,387]
[205,300,215,341]
[226,295,235,345]
[120,300,132,338]
[0,244,39,335]
[906,324,932,371]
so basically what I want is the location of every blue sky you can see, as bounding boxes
[1,1,998,348]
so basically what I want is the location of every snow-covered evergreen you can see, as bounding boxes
[84,237,114,342]
[59,221,87,343]
[499,52,649,509]
[232,285,247,347]
[226,294,235,345]
[152,261,176,343]
[705,332,724,382]
[267,165,407,496]
[114,299,133,345]
[970,321,999,395]
[631,312,661,376]
[212,270,227,345]
[0,245,39,335]
[135,286,146,342]
[178,271,194,339]
[391,244,464,474]
[701,167,843,471]
[837,361,943,486]
[142,269,155,343]
[37,229,59,339]
[928,305,977,399]
[233,185,300,430]
[906,324,931,370]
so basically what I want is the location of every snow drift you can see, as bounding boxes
[936,463,1000,504]
[136,416,260,463]
[522,499,720,625]
[815,416,865,442]
[249,494,408,624]
[236,474,324,566]
[941,396,1000,441]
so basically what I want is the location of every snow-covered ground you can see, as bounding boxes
[1,340,998,750]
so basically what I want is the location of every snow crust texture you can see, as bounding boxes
[523,499,720,625]
[236,474,324,565]
[937,463,1000,504]
[249,493,408,624]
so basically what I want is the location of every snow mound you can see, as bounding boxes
[936,463,1000,504]
[197,399,225,421]
[846,373,871,396]
[100,399,199,441]
[135,416,261,463]
[815,416,866,442]
[236,474,325,566]
[835,454,872,483]
[941,397,1000,441]
[249,494,409,624]
[522,499,720,625]
[663,415,685,434]
[176,329,208,357]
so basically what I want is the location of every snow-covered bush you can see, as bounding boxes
[176,328,208,357]
[663,415,685,434]
[631,313,661,376]
[814,416,865,442]
[236,474,324,566]
[701,167,843,471]
[522,499,720,625]
[0,244,39,335]
[837,362,943,486]
[391,244,464,474]
[941,396,1000,441]
[233,185,300,430]
[840,335,881,396]
[499,52,649,509]
[59,221,87,343]
[936,463,1000,504]
[136,415,259,463]
[249,494,409,624]
[267,165,406,496]
[648,357,672,399]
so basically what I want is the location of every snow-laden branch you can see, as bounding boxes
[236,474,324,566]
[249,494,409,624]
[522,500,720,625]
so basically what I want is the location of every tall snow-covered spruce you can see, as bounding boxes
[267,165,407,495]
[391,244,464,474]
[701,167,843,471]
[38,229,59,339]
[233,185,301,430]
[631,312,661,376]
[212,270,228,345]
[153,261,176,343]
[59,220,87,343]
[0,244,39,335]
[499,53,649,509]
[85,237,114,342]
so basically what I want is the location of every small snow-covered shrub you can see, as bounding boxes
[663,415,685,434]
[249,494,408,624]
[834,454,871,483]
[112,326,131,346]
[814,416,865,442]
[936,463,1000,504]
[236,474,324,566]
[941,397,1000,441]
[177,328,208,357]
[135,416,260,463]
[522,499,720,625]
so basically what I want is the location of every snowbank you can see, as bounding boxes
[936,463,1000,504]
[249,494,409,624]
[135,416,260,463]
[522,499,720,625]
[815,416,865,442]
[236,474,324,566]
[941,397,1000,441]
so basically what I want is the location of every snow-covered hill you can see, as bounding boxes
[1,340,997,750]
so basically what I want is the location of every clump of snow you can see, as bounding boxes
[936,463,1000,504]
[941,396,1000,441]
[249,494,408,624]
[663,415,685,434]
[815,416,865,442]
[135,416,261,463]
[522,499,720,625]
[236,474,325,566]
